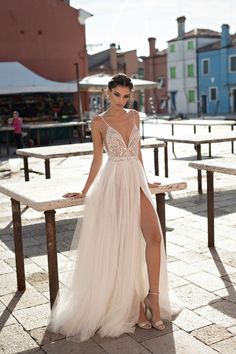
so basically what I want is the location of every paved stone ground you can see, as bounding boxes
[0,121,236,353]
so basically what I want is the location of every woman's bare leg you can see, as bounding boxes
[140,189,162,322]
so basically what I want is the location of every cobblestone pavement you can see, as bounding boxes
[0,121,236,353]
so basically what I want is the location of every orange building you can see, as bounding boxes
[143,38,168,114]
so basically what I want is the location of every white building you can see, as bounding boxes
[167,16,220,116]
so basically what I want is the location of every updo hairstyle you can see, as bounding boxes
[108,73,133,91]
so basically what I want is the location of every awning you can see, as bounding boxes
[79,73,158,91]
[0,62,77,94]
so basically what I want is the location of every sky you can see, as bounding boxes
[71,0,235,56]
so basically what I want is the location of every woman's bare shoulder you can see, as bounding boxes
[91,114,102,125]
[91,114,106,133]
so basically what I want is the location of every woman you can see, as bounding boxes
[10,111,23,149]
[49,73,180,341]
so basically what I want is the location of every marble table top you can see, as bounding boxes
[157,119,236,126]
[22,121,86,129]
[16,142,94,158]
[16,140,166,159]
[0,177,187,212]
[189,157,236,175]
[154,131,236,144]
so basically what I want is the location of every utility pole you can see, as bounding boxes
[74,62,82,120]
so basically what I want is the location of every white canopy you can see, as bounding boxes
[79,73,158,91]
[0,63,158,95]
[0,62,77,95]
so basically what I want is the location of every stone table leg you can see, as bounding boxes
[207,171,215,247]
[154,147,159,175]
[23,157,30,181]
[196,144,203,194]
[45,159,51,179]
[231,125,234,154]
[208,126,212,157]
[164,143,168,177]
[11,199,26,291]
[44,210,59,308]
[155,193,166,250]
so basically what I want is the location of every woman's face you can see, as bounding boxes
[108,85,131,108]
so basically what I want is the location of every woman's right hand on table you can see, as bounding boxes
[63,192,86,199]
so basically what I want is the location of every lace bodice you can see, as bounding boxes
[104,125,140,161]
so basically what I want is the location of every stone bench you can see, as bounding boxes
[0,176,187,307]
[189,157,236,247]
[16,139,168,181]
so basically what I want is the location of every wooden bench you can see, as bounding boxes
[189,157,236,247]
[0,176,187,307]
[16,139,168,181]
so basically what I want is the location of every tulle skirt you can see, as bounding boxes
[48,158,180,341]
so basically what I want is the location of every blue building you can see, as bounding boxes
[198,24,236,115]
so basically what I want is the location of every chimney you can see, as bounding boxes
[148,37,156,57]
[221,24,231,47]
[109,43,117,74]
[177,16,186,39]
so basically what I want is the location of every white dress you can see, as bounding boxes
[49,113,180,341]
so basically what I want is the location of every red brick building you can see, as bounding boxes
[0,0,89,82]
[0,0,92,116]
[88,44,144,78]
[143,38,168,114]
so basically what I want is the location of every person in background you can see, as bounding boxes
[9,111,23,149]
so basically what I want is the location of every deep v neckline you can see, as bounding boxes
[107,125,136,148]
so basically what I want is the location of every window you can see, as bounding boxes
[169,44,176,53]
[229,55,236,72]
[138,67,144,78]
[157,77,165,88]
[202,59,209,75]
[188,90,195,102]
[209,87,218,101]
[187,64,194,77]
[187,40,194,50]
[170,67,176,79]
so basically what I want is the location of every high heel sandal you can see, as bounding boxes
[144,291,165,331]
[137,320,152,330]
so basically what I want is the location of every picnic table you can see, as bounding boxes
[157,119,236,155]
[154,131,236,194]
[16,139,168,181]
[0,176,187,307]
[189,158,236,247]
[22,121,86,146]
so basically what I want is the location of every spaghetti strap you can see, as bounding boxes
[132,109,137,128]
[100,115,110,127]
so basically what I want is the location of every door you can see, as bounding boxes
[201,95,207,114]
[170,92,176,114]
[233,89,236,113]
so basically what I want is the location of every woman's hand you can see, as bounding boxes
[148,182,161,188]
[63,192,86,199]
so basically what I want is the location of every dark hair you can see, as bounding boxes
[108,73,133,91]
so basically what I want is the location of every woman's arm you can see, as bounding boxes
[63,117,104,198]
